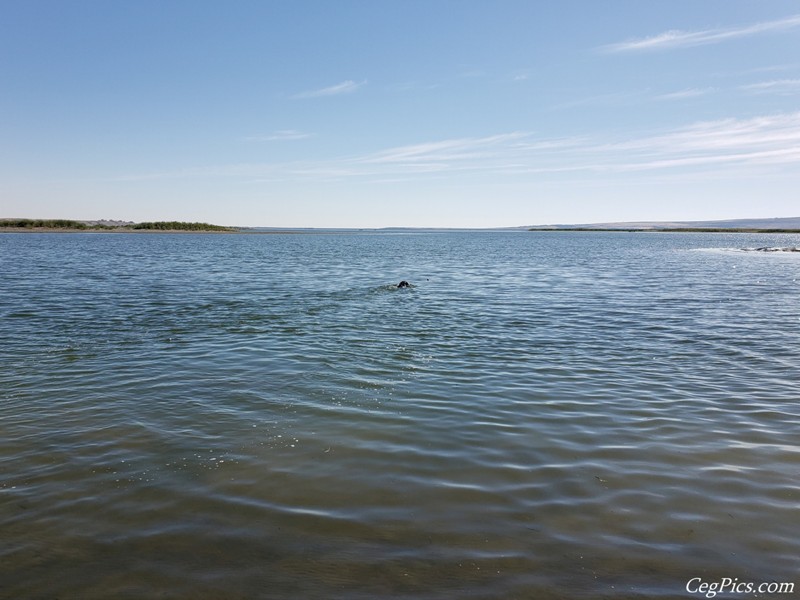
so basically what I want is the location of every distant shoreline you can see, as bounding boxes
[4,227,800,235]
[529,228,800,233]
[4,216,800,235]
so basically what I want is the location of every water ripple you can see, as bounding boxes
[1,231,799,598]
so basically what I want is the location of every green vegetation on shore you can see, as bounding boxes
[131,221,233,231]
[1,219,234,232]
[1,219,92,229]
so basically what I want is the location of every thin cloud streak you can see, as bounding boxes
[740,79,800,94]
[359,133,529,164]
[605,113,800,153]
[655,88,715,101]
[114,112,800,183]
[245,130,314,141]
[551,90,650,110]
[602,13,800,52]
[291,80,366,99]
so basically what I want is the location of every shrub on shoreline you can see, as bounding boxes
[0,219,90,229]
[131,221,233,231]
[1,219,233,231]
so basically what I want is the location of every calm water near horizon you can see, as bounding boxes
[1,231,798,599]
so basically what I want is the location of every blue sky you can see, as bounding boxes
[2,1,799,227]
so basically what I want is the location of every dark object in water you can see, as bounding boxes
[397,281,410,288]
[745,247,800,253]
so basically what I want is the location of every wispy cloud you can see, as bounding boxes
[245,130,314,142]
[655,87,715,101]
[354,112,800,176]
[509,70,531,82]
[291,80,366,99]
[609,113,800,151]
[116,112,800,184]
[359,133,528,165]
[740,79,800,95]
[552,90,649,110]
[602,13,800,53]
[588,113,800,175]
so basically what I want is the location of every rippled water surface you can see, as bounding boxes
[1,231,799,599]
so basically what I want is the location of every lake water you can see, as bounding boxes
[1,231,798,599]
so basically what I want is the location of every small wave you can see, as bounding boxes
[695,247,800,255]
[740,246,800,253]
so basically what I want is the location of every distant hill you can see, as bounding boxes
[527,217,800,230]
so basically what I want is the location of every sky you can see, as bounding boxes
[1,0,799,228]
